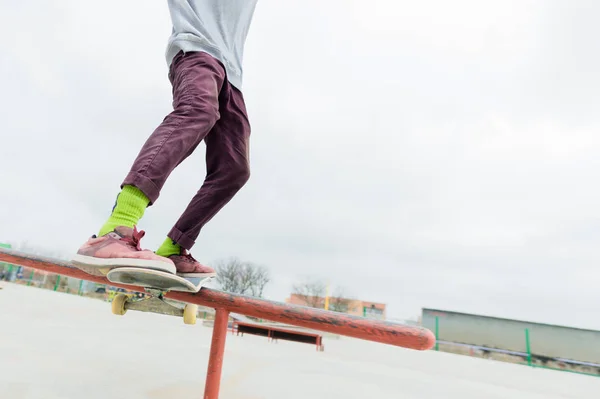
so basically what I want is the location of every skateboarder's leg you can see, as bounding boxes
[74,51,227,271]
[155,81,251,274]
[98,51,227,237]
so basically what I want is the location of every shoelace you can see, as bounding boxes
[179,250,209,273]
[121,226,145,251]
[180,249,197,263]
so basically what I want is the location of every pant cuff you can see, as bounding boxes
[168,227,196,250]
[122,171,160,206]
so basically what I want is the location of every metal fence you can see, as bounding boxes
[423,308,600,377]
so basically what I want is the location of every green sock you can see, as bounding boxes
[155,237,181,257]
[98,185,150,236]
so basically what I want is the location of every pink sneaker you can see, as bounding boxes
[169,249,216,278]
[72,226,176,276]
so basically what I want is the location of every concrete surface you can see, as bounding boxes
[1,283,599,399]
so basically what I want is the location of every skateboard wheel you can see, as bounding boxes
[183,304,198,325]
[111,293,128,316]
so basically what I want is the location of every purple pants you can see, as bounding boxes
[122,51,251,250]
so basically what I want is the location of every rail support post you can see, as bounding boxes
[204,308,230,399]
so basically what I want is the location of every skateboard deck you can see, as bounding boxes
[106,267,214,325]
[107,267,210,293]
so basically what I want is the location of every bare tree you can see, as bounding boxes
[214,257,245,293]
[328,286,353,313]
[249,266,270,298]
[214,257,270,298]
[292,278,326,308]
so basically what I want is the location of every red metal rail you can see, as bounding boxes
[0,248,436,398]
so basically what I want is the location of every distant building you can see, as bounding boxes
[422,308,600,366]
[286,294,386,320]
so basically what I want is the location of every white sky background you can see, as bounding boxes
[1,1,599,327]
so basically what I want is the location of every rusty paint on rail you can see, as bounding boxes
[0,248,435,351]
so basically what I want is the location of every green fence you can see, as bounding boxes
[432,316,600,377]
[0,243,13,278]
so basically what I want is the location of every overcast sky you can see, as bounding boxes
[1,1,599,328]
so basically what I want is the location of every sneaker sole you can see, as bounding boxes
[71,254,176,276]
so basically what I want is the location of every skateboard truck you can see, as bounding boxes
[111,289,200,324]
[106,267,213,325]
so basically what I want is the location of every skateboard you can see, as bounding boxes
[106,267,214,325]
